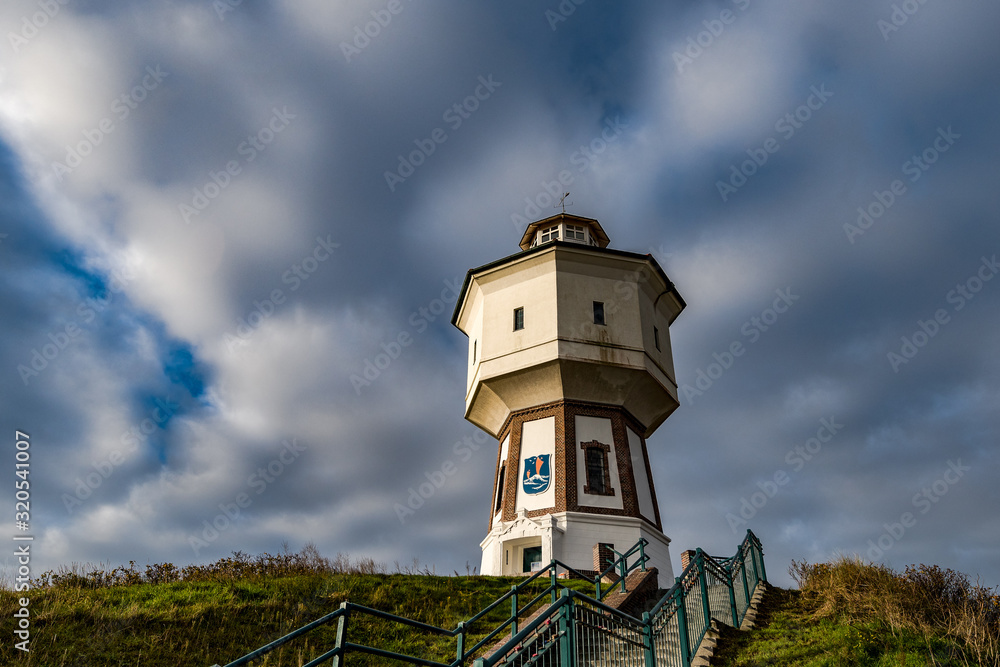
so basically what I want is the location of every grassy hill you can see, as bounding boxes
[2,547,997,666]
[0,547,594,666]
[715,558,999,667]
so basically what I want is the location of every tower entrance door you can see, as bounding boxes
[502,536,544,575]
[522,546,542,573]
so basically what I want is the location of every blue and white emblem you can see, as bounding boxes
[522,454,551,495]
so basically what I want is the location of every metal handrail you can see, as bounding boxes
[221,605,347,666]
[218,530,766,667]
[595,539,650,600]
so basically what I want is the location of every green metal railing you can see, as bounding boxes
[645,530,767,666]
[215,530,765,667]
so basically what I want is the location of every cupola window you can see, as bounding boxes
[539,226,560,244]
[565,224,586,242]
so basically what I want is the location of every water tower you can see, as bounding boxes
[451,213,685,577]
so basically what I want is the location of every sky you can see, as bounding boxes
[0,0,998,592]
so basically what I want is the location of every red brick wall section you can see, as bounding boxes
[593,542,616,573]
[491,399,663,531]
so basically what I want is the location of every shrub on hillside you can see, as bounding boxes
[28,543,389,589]
[789,556,1000,666]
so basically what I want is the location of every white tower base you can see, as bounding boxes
[480,510,673,580]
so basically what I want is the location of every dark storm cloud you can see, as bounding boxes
[0,0,997,590]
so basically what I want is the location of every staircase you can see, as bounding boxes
[213,530,768,667]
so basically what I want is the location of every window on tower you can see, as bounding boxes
[565,224,586,242]
[586,448,606,494]
[472,340,477,363]
[581,440,614,496]
[654,327,660,351]
[593,301,605,325]
[495,465,505,514]
[513,307,524,331]
[538,226,560,244]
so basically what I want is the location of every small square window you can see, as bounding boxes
[593,301,605,325]
[513,307,524,331]
[654,327,660,351]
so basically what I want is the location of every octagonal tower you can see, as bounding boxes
[452,213,685,577]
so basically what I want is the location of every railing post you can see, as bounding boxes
[331,602,349,667]
[510,585,518,639]
[550,560,558,603]
[639,539,647,572]
[455,621,466,667]
[750,533,767,583]
[620,553,628,593]
[642,611,656,667]
[675,578,691,667]
[697,549,711,633]
[558,588,574,666]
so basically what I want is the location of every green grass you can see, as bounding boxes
[713,587,968,666]
[4,549,995,666]
[0,556,595,666]
[714,556,1000,667]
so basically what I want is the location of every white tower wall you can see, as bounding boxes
[454,214,685,578]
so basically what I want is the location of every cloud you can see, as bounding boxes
[0,0,998,594]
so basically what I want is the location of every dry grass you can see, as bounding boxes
[790,556,1000,666]
[24,542,389,590]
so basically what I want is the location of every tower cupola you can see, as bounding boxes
[518,213,611,250]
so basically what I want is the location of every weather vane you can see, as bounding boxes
[556,192,572,213]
